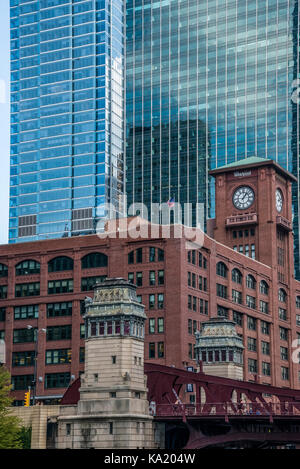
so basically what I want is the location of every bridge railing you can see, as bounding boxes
[154,402,300,418]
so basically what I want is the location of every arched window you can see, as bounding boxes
[15,260,40,276]
[278,288,287,303]
[260,280,269,295]
[232,268,242,284]
[48,256,73,273]
[296,296,300,309]
[81,252,108,269]
[0,263,8,278]
[246,274,256,290]
[216,262,228,278]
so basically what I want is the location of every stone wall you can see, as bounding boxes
[10,406,60,449]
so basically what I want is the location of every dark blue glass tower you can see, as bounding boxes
[9,0,124,242]
[126,0,300,277]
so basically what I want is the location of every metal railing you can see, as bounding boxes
[154,402,300,418]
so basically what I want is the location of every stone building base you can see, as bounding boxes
[55,404,165,449]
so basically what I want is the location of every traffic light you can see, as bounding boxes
[24,390,30,407]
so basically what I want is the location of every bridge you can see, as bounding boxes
[61,363,300,449]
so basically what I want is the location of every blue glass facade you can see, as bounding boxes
[9,0,124,242]
[126,0,211,228]
[126,0,300,275]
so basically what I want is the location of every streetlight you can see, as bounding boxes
[27,326,46,405]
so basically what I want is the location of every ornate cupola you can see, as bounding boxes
[80,278,148,407]
[195,317,244,380]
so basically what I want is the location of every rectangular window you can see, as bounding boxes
[247,316,257,331]
[12,375,34,391]
[246,295,256,309]
[149,343,155,359]
[81,276,105,292]
[233,311,243,327]
[200,299,208,315]
[188,295,192,309]
[262,362,271,376]
[158,249,164,262]
[158,270,164,285]
[15,282,39,297]
[188,319,192,334]
[158,318,164,333]
[217,284,227,299]
[13,328,36,344]
[14,305,39,320]
[45,349,72,365]
[192,296,197,312]
[281,367,289,381]
[0,285,7,299]
[79,347,85,363]
[12,351,35,367]
[251,244,255,259]
[247,337,257,352]
[48,279,73,294]
[261,341,270,355]
[279,327,288,341]
[192,273,196,288]
[232,289,242,304]
[136,272,143,287]
[149,318,155,334]
[248,358,257,373]
[149,294,155,310]
[47,302,72,318]
[46,325,72,341]
[261,321,270,335]
[297,315,300,327]
[149,271,155,286]
[158,342,164,358]
[0,308,5,322]
[158,293,164,309]
[280,346,288,361]
[217,305,228,318]
[279,308,287,321]
[45,372,71,389]
[260,301,269,314]
[128,272,134,284]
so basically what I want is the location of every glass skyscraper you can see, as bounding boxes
[9,0,124,243]
[126,0,300,276]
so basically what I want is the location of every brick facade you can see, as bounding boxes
[1,158,300,402]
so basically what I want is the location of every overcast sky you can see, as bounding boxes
[0,1,10,246]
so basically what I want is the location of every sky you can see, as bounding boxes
[0,1,10,246]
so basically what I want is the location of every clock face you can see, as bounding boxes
[233,186,255,210]
[276,189,283,213]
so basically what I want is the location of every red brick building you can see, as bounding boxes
[1,156,300,404]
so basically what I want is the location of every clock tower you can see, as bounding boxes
[209,156,297,279]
